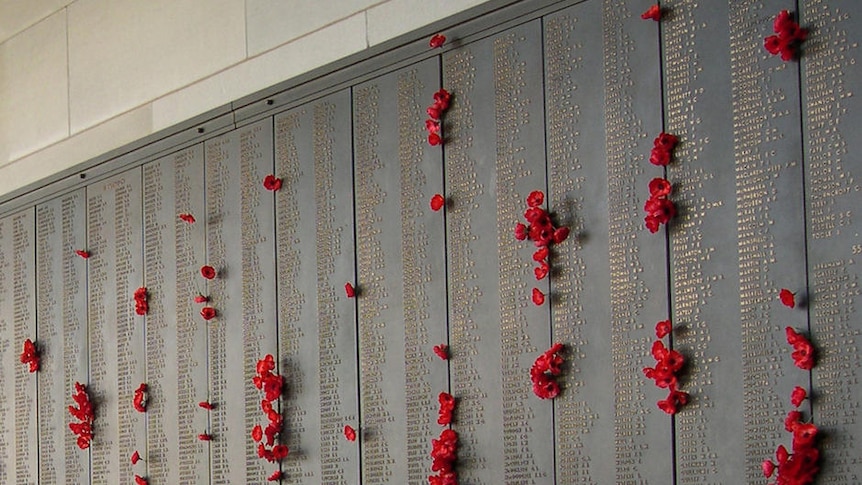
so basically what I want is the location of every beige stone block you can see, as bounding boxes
[0,10,69,163]
[0,104,153,197]
[153,12,367,130]
[246,0,377,56]
[366,0,491,46]
[0,0,74,44]
[68,0,245,133]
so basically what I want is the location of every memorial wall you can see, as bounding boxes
[0,0,859,483]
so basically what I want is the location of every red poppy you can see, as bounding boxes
[178,213,196,224]
[791,386,807,407]
[526,190,544,208]
[194,294,209,304]
[133,383,148,413]
[429,34,446,48]
[198,433,212,441]
[433,89,451,109]
[649,178,672,198]
[200,265,216,279]
[427,106,442,120]
[534,262,549,281]
[779,288,796,308]
[531,288,545,306]
[649,147,671,166]
[200,307,217,321]
[533,247,548,262]
[433,344,449,361]
[20,339,39,373]
[641,4,661,21]
[251,424,263,442]
[344,425,357,442]
[654,132,679,151]
[430,194,445,211]
[263,175,282,191]
[428,133,443,146]
[655,320,672,339]
[657,388,689,415]
[785,410,803,432]
[514,223,528,241]
[552,227,570,244]
[131,450,141,464]
[134,476,148,485]
[345,282,355,298]
[792,422,818,449]
[272,444,289,461]
[74,249,90,259]
[764,35,781,55]
[425,119,441,133]
[267,470,284,482]
[198,401,214,410]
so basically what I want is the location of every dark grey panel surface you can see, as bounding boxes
[87,171,146,485]
[353,57,449,485]
[545,1,624,482]
[664,1,746,482]
[728,1,809,482]
[802,1,862,483]
[36,191,89,484]
[0,209,38,485]
[443,18,554,484]
[142,145,210,484]
[600,1,676,483]
[205,119,279,483]
[273,89,360,485]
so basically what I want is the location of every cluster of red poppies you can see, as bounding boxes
[251,354,288,477]
[437,392,455,425]
[425,89,452,146]
[514,190,570,306]
[133,383,148,413]
[644,132,679,234]
[765,10,808,61]
[198,265,217,321]
[644,177,676,233]
[648,132,678,167]
[530,343,565,400]
[134,287,149,316]
[642,320,689,415]
[429,428,459,485]
[68,381,94,450]
[429,339,458,484]
[762,386,819,484]
[20,339,39,373]
[785,327,815,370]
